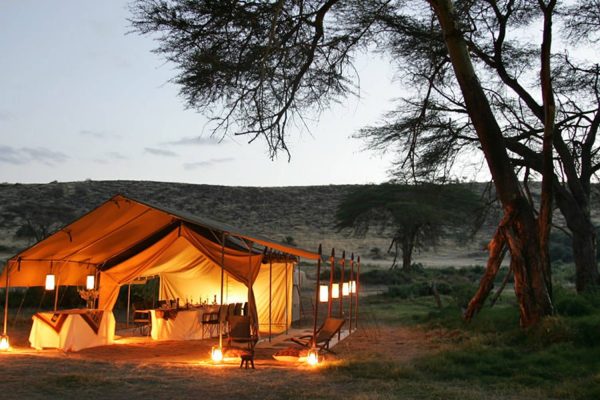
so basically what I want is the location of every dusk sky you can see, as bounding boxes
[0,0,401,186]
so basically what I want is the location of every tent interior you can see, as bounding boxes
[0,194,318,350]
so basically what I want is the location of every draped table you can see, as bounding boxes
[150,306,219,341]
[29,309,115,352]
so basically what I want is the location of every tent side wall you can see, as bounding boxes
[253,262,293,335]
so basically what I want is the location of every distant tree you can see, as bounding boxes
[283,235,297,247]
[335,183,482,270]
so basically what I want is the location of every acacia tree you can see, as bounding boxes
[130,0,557,326]
[335,183,483,270]
[358,0,600,294]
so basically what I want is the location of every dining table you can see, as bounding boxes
[149,305,219,341]
[29,308,115,352]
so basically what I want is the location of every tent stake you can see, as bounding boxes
[312,245,322,347]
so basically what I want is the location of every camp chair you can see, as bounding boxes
[202,304,228,339]
[290,317,345,354]
[234,302,243,316]
[227,315,258,350]
[132,303,151,336]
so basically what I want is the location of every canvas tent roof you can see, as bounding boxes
[0,194,319,290]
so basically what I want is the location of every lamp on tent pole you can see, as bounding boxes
[339,251,345,340]
[328,248,335,318]
[349,253,354,333]
[269,252,272,342]
[308,244,322,366]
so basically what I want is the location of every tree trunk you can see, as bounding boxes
[555,184,600,292]
[429,0,553,327]
[464,225,507,320]
[555,186,600,291]
[401,234,415,271]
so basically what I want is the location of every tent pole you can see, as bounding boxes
[339,251,345,340]
[3,262,9,336]
[328,248,334,318]
[269,255,272,342]
[284,254,288,335]
[312,245,322,347]
[350,253,355,332]
[219,232,227,350]
[356,256,360,329]
[54,273,59,312]
[126,283,131,328]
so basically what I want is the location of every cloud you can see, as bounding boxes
[0,145,68,166]
[163,136,224,146]
[79,129,106,138]
[0,146,23,164]
[144,147,178,157]
[107,152,127,160]
[183,157,234,170]
[0,110,14,121]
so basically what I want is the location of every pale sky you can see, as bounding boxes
[0,0,399,186]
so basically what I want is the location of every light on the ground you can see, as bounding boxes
[86,275,95,290]
[0,335,9,351]
[319,285,329,302]
[307,348,319,366]
[45,274,55,291]
[211,346,223,362]
[331,283,340,299]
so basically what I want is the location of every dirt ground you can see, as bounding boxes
[0,315,442,400]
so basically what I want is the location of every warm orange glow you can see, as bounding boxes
[331,283,340,299]
[307,348,319,366]
[350,280,357,294]
[319,285,329,302]
[342,282,350,296]
[211,346,223,362]
[45,274,55,291]
[86,274,95,290]
[0,335,9,351]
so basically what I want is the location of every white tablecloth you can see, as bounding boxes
[150,307,216,341]
[29,309,115,352]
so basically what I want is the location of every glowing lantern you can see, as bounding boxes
[306,348,319,366]
[45,274,55,291]
[0,335,9,351]
[331,283,340,299]
[211,346,223,362]
[86,274,95,290]
[319,285,329,302]
[342,282,350,296]
[350,280,357,294]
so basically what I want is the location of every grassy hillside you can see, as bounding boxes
[1,180,596,266]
